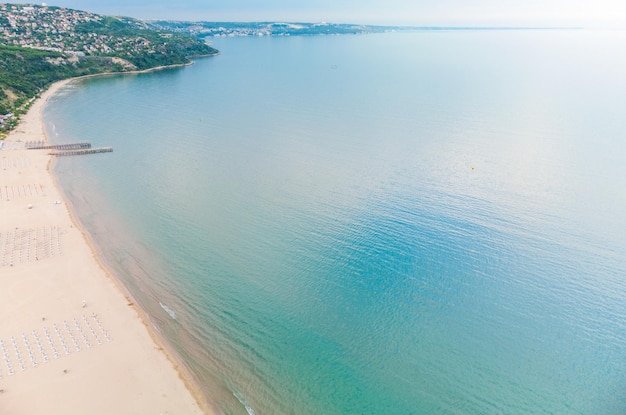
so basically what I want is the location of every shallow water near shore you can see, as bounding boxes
[47,31,626,414]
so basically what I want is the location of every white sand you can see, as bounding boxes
[0,80,213,414]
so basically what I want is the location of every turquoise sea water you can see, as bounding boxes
[45,31,626,415]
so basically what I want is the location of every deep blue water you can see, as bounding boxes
[46,31,626,415]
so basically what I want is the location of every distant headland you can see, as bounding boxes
[0,2,581,135]
[0,3,217,133]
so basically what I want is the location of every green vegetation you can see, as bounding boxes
[0,4,218,133]
[73,17,216,69]
[0,45,124,115]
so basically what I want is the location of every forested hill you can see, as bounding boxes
[0,3,217,128]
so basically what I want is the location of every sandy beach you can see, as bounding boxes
[0,80,211,414]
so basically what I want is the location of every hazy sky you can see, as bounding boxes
[37,0,626,26]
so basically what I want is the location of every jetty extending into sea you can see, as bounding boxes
[23,140,113,156]
[51,147,113,156]
[26,141,91,150]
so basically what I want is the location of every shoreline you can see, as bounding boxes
[1,77,215,413]
[40,55,219,87]
[2,54,220,137]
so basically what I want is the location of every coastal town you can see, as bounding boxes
[0,3,402,134]
[149,20,405,38]
[1,3,158,57]
[0,3,216,135]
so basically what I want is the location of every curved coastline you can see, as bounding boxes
[1,73,216,414]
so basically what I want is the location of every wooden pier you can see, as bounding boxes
[27,142,92,150]
[50,147,113,156]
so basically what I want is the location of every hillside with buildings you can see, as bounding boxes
[0,3,217,132]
